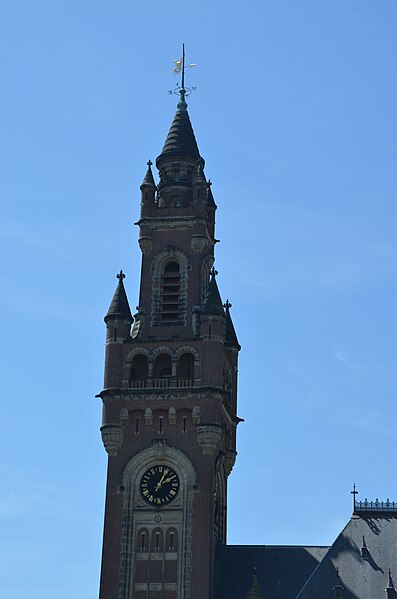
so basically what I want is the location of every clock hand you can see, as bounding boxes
[155,471,167,491]
[162,476,176,485]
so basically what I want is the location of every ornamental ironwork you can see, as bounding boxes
[355,498,397,513]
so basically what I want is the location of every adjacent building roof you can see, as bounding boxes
[105,271,133,323]
[215,544,329,599]
[296,511,397,599]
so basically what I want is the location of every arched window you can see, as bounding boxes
[136,527,149,552]
[160,261,180,322]
[176,353,194,382]
[166,528,178,552]
[130,355,148,381]
[151,528,164,552]
[154,354,172,379]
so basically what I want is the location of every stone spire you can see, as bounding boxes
[157,45,200,166]
[201,268,225,316]
[105,270,133,323]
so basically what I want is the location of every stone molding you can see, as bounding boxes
[196,423,223,455]
[191,234,206,252]
[138,236,153,253]
[224,448,237,476]
[100,424,124,456]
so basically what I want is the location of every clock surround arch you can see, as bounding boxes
[118,443,197,599]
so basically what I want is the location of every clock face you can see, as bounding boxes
[140,465,180,506]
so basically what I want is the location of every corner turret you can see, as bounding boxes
[140,159,156,207]
[104,271,133,389]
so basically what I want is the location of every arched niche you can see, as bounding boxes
[151,248,189,326]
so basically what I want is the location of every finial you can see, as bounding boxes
[387,569,395,587]
[210,266,218,277]
[170,44,197,110]
[389,568,394,589]
[351,483,358,512]
[386,570,396,597]
[224,299,232,311]
[117,270,125,281]
[147,159,153,167]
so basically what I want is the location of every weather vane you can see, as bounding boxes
[168,43,197,104]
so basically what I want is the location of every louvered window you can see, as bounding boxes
[160,261,180,322]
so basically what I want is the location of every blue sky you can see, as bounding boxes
[1,1,397,597]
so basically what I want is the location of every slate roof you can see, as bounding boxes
[201,272,225,316]
[140,162,156,188]
[157,105,200,163]
[105,271,133,323]
[225,303,240,350]
[296,512,397,599]
[215,544,329,599]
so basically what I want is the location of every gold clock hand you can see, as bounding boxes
[162,476,175,485]
[155,471,167,491]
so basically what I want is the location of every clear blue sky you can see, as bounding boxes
[1,1,396,597]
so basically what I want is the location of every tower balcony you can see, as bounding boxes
[128,378,194,390]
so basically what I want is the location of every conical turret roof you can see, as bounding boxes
[224,300,241,350]
[201,269,225,316]
[105,271,133,323]
[157,104,200,164]
[141,160,156,188]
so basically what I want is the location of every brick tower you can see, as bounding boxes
[98,69,240,599]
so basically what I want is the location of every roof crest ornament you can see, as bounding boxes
[169,43,197,110]
[117,270,125,281]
